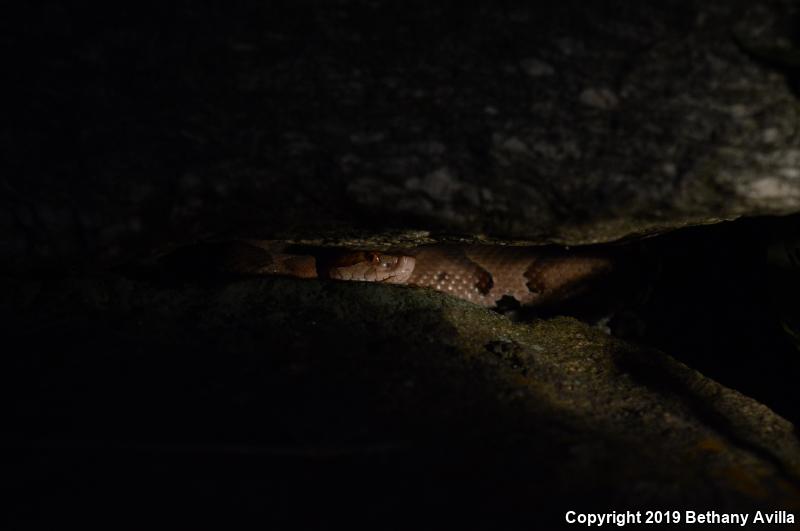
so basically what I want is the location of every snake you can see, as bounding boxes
[164,240,616,308]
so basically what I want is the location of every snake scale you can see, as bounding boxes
[165,240,616,309]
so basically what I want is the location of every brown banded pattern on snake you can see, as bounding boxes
[177,241,615,308]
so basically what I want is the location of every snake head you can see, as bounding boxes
[326,251,416,284]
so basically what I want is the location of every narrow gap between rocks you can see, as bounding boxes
[606,215,800,424]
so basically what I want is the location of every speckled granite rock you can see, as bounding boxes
[5,0,800,270]
[6,274,800,527]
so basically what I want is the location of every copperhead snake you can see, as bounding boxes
[164,241,616,308]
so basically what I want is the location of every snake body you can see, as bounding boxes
[172,241,615,308]
[405,245,613,307]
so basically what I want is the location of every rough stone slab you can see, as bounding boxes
[7,274,800,526]
[4,1,800,270]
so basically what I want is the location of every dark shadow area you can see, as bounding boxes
[3,277,634,530]
[735,7,800,96]
[618,215,800,425]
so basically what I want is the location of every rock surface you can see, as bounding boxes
[6,274,800,527]
[5,0,800,269]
